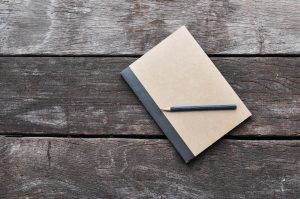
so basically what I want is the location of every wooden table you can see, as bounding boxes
[0,1,299,198]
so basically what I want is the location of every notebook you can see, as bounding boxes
[121,26,251,163]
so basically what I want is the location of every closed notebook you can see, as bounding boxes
[121,26,251,163]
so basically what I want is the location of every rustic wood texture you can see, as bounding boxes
[0,137,299,198]
[1,0,300,55]
[1,0,299,197]
[1,57,299,136]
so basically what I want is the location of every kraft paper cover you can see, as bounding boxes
[128,26,251,158]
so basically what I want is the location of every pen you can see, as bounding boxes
[161,104,237,112]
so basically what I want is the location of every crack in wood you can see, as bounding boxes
[47,140,51,168]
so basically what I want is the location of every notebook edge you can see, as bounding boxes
[120,67,195,163]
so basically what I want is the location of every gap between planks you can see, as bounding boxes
[0,54,300,57]
[2,134,300,141]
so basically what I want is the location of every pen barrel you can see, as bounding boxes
[170,105,237,112]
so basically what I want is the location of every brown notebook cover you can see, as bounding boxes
[121,26,251,163]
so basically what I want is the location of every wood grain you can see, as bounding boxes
[0,0,299,55]
[0,137,299,198]
[0,57,299,136]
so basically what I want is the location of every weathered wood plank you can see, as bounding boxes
[0,57,299,136]
[0,0,299,55]
[0,137,299,198]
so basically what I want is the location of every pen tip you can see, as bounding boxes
[161,107,170,111]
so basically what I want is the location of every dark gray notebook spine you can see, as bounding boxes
[121,67,194,163]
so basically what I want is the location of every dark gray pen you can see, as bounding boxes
[161,104,237,112]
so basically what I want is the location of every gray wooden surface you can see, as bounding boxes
[0,0,299,198]
[0,137,299,198]
[0,0,300,55]
[1,57,299,137]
